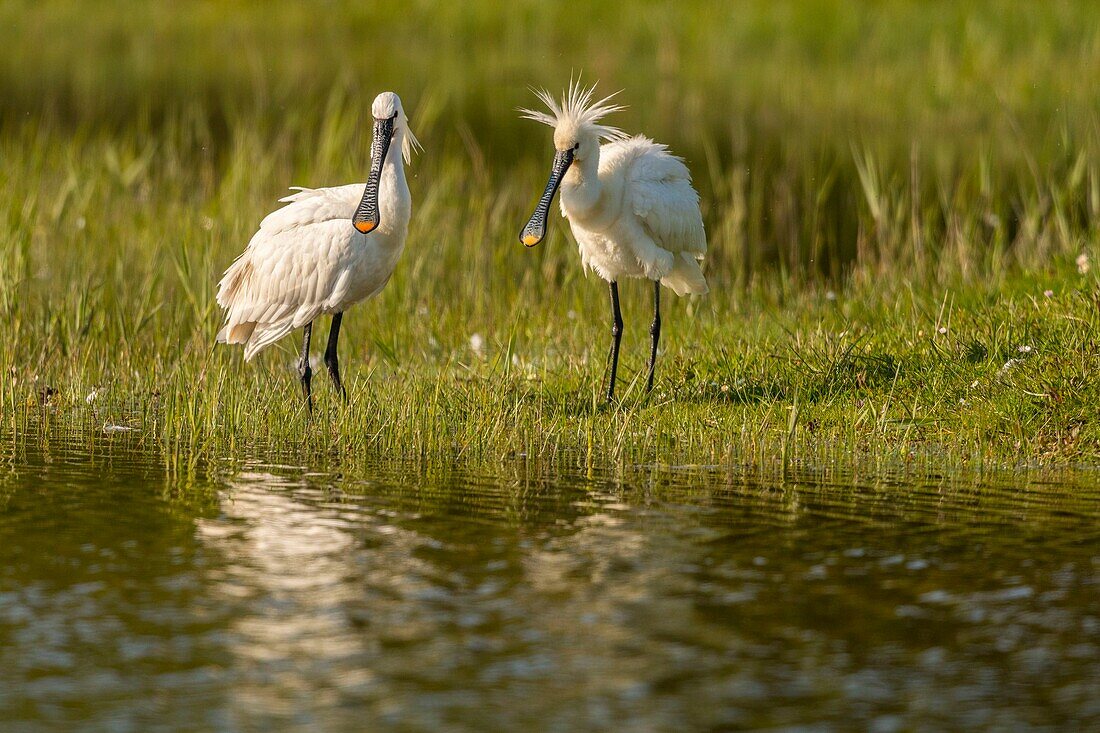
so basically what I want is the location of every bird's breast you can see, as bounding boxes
[562,188,613,231]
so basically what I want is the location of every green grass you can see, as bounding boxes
[1,0,1099,470]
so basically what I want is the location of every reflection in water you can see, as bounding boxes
[1,434,1099,730]
[199,473,366,725]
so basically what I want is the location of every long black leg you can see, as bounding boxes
[605,281,623,403]
[324,312,348,402]
[646,281,661,392]
[298,322,313,414]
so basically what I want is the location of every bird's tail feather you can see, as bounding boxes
[661,253,709,296]
[216,255,253,310]
[217,322,257,347]
[241,322,296,361]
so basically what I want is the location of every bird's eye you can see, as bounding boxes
[573,142,580,151]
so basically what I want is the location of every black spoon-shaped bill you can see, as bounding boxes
[352,113,397,234]
[519,148,574,247]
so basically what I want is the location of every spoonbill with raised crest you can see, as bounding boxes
[518,81,708,402]
[216,91,419,413]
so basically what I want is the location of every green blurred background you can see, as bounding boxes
[3,0,1097,281]
[5,0,1097,148]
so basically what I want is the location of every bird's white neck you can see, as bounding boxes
[378,136,411,240]
[560,150,604,224]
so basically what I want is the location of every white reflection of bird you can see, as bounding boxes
[216,92,419,413]
[518,81,708,402]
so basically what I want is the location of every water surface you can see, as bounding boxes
[2,434,1098,731]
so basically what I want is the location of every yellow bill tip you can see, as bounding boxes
[522,234,540,247]
[354,220,377,234]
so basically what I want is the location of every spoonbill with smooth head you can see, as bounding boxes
[216,91,419,413]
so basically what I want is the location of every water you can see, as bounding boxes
[2,435,1098,731]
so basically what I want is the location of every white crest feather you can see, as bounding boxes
[519,79,627,142]
[401,112,422,165]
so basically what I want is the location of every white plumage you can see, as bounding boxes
[566,135,708,296]
[519,82,708,401]
[519,83,708,296]
[217,92,416,359]
[216,183,407,360]
[216,91,417,409]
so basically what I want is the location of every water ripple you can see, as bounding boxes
[1,436,1098,730]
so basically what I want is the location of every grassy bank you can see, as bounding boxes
[1,0,1099,469]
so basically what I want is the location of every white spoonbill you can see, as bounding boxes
[216,91,419,412]
[518,82,708,402]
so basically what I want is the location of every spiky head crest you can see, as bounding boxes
[519,80,626,151]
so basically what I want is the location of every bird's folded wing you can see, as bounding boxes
[257,184,364,236]
[217,219,352,329]
[626,147,707,258]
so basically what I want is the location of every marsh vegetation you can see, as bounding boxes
[2,0,1099,468]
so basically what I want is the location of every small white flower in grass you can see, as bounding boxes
[566,310,577,320]
[1017,345,1032,354]
[825,290,837,302]
[1077,253,1090,274]
[1044,290,1054,298]
[469,333,485,357]
[938,326,947,335]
